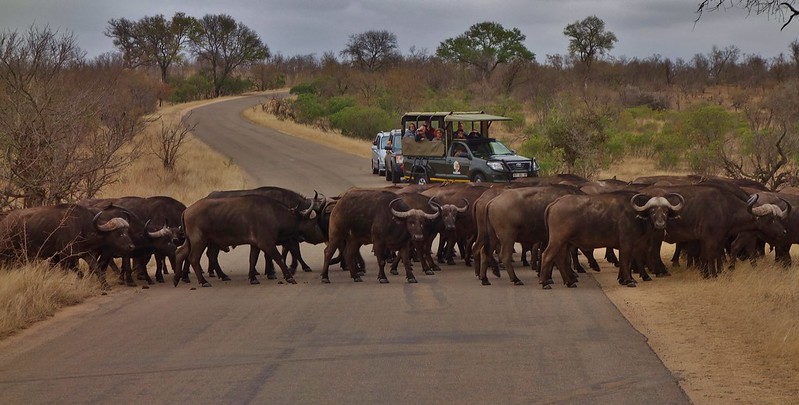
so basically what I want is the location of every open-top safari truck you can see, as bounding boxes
[399,111,539,184]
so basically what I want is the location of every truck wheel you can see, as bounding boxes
[472,173,486,183]
[372,161,378,175]
[391,167,402,183]
[415,171,429,185]
[385,166,391,181]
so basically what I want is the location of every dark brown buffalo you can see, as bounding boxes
[388,192,445,276]
[475,184,585,286]
[320,189,439,283]
[644,184,788,277]
[204,186,326,279]
[539,191,684,289]
[176,195,324,287]
[0,204,135,287]
[766,191,799,266]
[421,182,493,265]
[78,197,178,286]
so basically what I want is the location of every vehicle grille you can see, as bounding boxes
[509,161,531,172]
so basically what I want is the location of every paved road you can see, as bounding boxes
[0,95,690,404]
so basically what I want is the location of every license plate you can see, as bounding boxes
[512,172,528,178]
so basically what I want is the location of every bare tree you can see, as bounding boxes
[340,30,400,72]
[151,113,196,170]
[696,1,799,30]
[0,26,155,208]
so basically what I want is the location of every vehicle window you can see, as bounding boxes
[488,141,514,155]
[392,134,402,152]
[378,135,389,148]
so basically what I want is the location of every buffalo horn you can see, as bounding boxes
[299,199,316,219]
[746,194,759,216]
[389,198,410,218]
[93,212,129,232]
[666,193,684,211]
[456,198,469,213]
[631,194,652,212]
[147,221,173,239]
[779,198,793,219]
[428,197,442,212]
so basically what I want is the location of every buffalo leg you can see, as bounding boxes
[260,244,296,284]
[206,247,231,281]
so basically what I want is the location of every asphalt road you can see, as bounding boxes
[0,95,690,404]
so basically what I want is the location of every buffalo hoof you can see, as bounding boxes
[641,274,652,282]
[266,274,278,280]
[481,278,491,286]
[286,278,297,284]
[221,275,231,282]
[465,260,472,267]
[655,271,672,278]
[172,278,180,287]
[432,265,441,272]
[303,267,313,273]
[512,279,524,286]
[567,282,578,288]
[378,278,389,284]
[156,277,165,283]
[542,284,552,290]
[521,260,530,267]
[546,278,554,285]
[447,259,456,265]
[591,266,601,272]
[250,279,260,285]
[492,268,501,278]
[407,278,418,283]
[437,257,445,264]
[125,280,137,287]
[576,267,586,274]
[353,277,363,282]
[253,270,260,275]
[207,272,216,278]
[356,271,365,277]
[424,269,435,275]
[626,280,638,288]
[201,282,212,288]
[136,275,146,281]
[181,277,191,284]
[321,277,330,284]
[390,269,399,275]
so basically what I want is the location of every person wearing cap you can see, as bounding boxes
[433,128,444,141]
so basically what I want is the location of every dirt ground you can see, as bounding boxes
[592,254,799,405]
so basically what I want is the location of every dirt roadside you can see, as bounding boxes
[241,106,799,405]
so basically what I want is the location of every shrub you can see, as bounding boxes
[330,106,394,140]
[292,93,326,124]
[170,74,214,102]
[289,82,318,95]
[327,96,356,115]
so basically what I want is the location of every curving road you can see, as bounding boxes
[0,95,690,404]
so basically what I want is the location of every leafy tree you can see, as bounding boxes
[436,22,534,80]
[563,16,617,81]
[189,14,269,97]
[696,1,799,30]
[340,30,400,72]
[106,12,196,82]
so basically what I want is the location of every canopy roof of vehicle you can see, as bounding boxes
[401,111,512,123]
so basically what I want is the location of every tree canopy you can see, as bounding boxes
[340,30,400,72]
[563,16,617,72]
[436,21,534,79]
[189,14,269,97]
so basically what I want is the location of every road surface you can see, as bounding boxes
[0,95,690,404]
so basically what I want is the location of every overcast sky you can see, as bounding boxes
[2,0,798,63]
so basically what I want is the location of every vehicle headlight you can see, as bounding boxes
[487,161,505,171]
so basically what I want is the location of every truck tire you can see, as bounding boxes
[414,170,429,185]
[385,166,391,181]
[472,173,486,183]
[372,161,378,175]
[391,166,402,183]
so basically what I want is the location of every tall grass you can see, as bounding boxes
[0,262,100,338]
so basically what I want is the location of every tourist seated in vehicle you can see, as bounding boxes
[416,124,432,141]
[453,125,466,139]
[467,130,481,139]
[404,123,417,138]
[452,144,469,158]
[432,128,444,141]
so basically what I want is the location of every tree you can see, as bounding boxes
[340,30,400,72]
[0,26,155,208]
[106,12,197,82]
[563,15,617,84]
[436,22,534,80]
[696,1,799,30]
[189,14,269,97]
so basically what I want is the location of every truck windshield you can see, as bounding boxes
[392,134,402,153]
[379,136,390,148]
[471,141,514,158]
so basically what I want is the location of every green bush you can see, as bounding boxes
[292,93,326,124]
[169,74,213,102]
[326,96,356,115]
[219,76,252,96]
[290,82,317,95]
[330,106,394,140]
[519,130,562,175]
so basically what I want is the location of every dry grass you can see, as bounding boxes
[0,261,100,339]
[0,96,253,339]
[242,106,375,160]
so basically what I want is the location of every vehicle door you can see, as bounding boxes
[371,134,382,167]
[446,141,471,182]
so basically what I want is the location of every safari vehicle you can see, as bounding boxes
[371,130,399,175]
[399,111,538,184]
[383,130,404,183]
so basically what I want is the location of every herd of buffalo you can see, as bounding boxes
[0,173,796,290]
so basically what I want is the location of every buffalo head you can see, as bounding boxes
[390,198,439,242]
[631,193,684,230]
